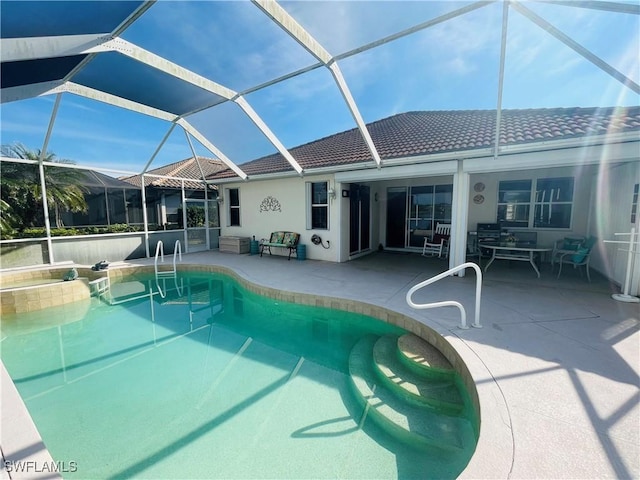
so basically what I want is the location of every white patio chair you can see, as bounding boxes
[422,223,451,258]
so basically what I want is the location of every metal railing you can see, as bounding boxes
[154,240,183,299]
[405,262,483,329]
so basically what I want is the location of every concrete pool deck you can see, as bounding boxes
[2,250,639,479]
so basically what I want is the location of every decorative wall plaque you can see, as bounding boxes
[259,196,282,212]
[473,182,485,192]
[473,194,485,204]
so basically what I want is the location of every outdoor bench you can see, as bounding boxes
[260,231,300,260]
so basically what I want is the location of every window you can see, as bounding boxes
[406,184,453,248]
[533,177,574,228]
[228,188,240,226]
[306,182,328,229]
[497,180,531,228]
[497,177,574,229]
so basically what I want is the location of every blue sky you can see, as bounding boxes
[1,0,638,175]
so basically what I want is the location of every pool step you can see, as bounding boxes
[372,335,463,413]
[397,333,456,377]
[348,335,464,452]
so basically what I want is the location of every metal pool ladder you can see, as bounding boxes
[405,262,483,329]
[154,240,183,298]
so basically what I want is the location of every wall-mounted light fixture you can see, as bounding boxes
[216,196,224,204]
[327,187,336,200]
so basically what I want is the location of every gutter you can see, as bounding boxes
[207,131,639,184]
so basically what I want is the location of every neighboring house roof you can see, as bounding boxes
[207,106,640,180]
[77,170,140,190]
[121,157,225,190]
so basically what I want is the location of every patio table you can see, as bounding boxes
[479,243,552,278]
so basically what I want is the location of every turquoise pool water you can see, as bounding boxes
[1,271,477,479]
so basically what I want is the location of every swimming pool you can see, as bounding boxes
[1,270,478,479]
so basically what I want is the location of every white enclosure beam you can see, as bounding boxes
[533,1,640,15]
[252,0,332,64]
[252,0,382,167]
[63,82,178,122]
[0,34,112,62]
[184,130,208,183]
[142,124,177,174]
[111,1,156,37]
[39,93,62,163]
[234,96,303,175]
[176,119,248,180]
[328,63,382,167]
[335,1,495,61]
[104,37,303,175]
[493,1,510,160]
[1,81,65,104]
[512,2,640,94]
[102,38,236,100]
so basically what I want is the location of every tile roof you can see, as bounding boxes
[207,106,640,180]
[121,157,225,190]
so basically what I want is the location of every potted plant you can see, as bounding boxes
[505,234,517,247]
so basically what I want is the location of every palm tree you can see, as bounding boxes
[1,143,88,230]
[0,199,18,237]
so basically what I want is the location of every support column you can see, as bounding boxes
[451,161,470,276]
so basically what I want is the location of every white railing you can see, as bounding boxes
[154,240,182,276]
[405,262,483,329]
[154,240,183,299]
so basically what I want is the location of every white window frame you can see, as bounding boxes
[306,181,329,230]
[497,177,575,230]
[227,187,240,227]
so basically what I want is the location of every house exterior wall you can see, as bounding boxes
[219,174,340,262]
[217,144,638,293]
[588,160,640,295]
[467,165,598,247]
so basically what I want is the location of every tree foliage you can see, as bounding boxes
[1,143,88,238]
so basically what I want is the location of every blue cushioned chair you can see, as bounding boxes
[555,236,597,282]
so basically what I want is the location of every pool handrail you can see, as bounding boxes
[405,262,483,329]
[154,240,183,298]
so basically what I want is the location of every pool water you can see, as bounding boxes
[1,272,477,479]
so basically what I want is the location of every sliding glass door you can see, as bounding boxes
[386,187,407,248]
[386,184,452,249]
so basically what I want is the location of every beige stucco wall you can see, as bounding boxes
[219,174,340,262]
[216,157,638,281]
[587,160,640,295]
[467,165,599,247]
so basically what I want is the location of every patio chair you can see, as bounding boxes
[554,236,597,282]
[422,223,451,258]
[551,236,585,268]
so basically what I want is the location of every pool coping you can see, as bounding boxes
[1,363,61,480]
[1,262,514,478]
